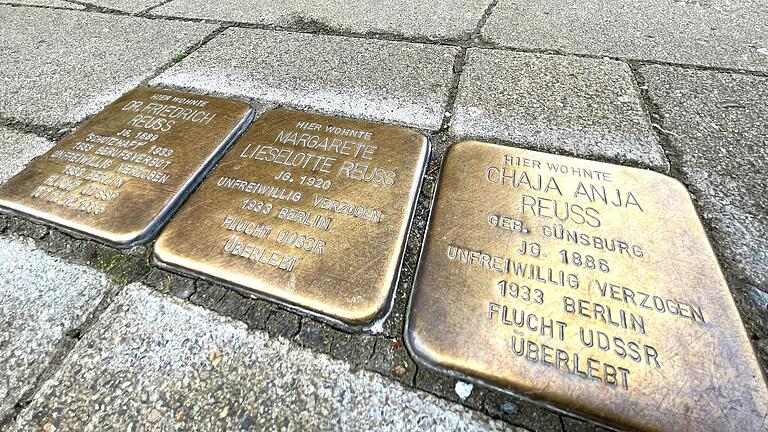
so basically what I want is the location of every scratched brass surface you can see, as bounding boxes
[154,109,428,330]
[406,141,768,431]
[0,88,253,248]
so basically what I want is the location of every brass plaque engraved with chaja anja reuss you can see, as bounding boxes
[406,141,768,432]
[154,109,428,331]
[0,87,253,247]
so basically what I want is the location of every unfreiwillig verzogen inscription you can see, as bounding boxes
[0,88,253,247]
[406,141,768,431]
[154,109,428,330]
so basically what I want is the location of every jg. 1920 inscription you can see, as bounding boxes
[154,109,428,330]
[406,141,768,431]
[0,88,253,247]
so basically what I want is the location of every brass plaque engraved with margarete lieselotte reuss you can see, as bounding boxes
[154,109,428,330]
[0,88,253,247]
[406,141,768,431]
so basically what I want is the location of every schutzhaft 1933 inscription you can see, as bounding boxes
[0,88,253,247]
[406,141,768,432]
[154,109,428,330]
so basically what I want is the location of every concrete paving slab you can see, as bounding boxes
[81,0,165,13]
[153,28,459,130]
[12,284,520,431]
[0,236,108,421]
[482,0,768,72]
[6,1,83,8]
[450,49,667,170]
[0,128,53,184]
[642,66,768,290]
[0,6,214,126]
[156,0,492,40]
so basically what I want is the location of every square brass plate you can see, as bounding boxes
[154,109,428,331]
[406,141,768,431]
[0,88,253,248]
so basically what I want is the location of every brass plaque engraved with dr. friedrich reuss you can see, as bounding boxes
[406,141,768,431]
[154,109,428,330]
[0,88,253,248]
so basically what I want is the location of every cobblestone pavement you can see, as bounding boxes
[0,1,766,431]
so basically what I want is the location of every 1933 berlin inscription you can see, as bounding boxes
[154,109,428,330]
[406,141,768,431]
[0,88,253,247]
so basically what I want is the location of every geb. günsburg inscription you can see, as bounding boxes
[154,109,428,331]
[406,141,768,432]
[0,88,253,247]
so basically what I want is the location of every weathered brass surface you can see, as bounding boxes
[154,109,428,330]
[0,88,253,248]
[406,141,768,431]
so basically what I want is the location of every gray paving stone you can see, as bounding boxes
[0,236,108,421]
[7,0,83,8]
[156,0,492,40]
[643,65,768,290]
[482,0,768,72]
[0,6,214,126]
[0,128,53,184]
[154,28,459,130]
[13,284,519,431]
[450,49,667,169]
[82,0,165,13]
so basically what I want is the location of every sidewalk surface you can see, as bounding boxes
[0,1,767,431]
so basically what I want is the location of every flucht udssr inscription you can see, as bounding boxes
[154,109,428,331]
[0,88,252,247]
[406,141,768,432]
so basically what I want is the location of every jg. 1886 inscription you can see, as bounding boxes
[406,141,768,431]
[154,109,428,330]
[0,88,253,247]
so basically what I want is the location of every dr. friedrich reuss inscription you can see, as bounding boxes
[0,88,253,247]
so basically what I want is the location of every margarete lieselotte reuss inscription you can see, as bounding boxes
[0,87,253,247]
[406,141,768,432]
[154,109,428,331]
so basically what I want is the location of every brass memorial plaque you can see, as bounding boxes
[154,109,428,330]
[406,141,768,431]
[0,88,253,247]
